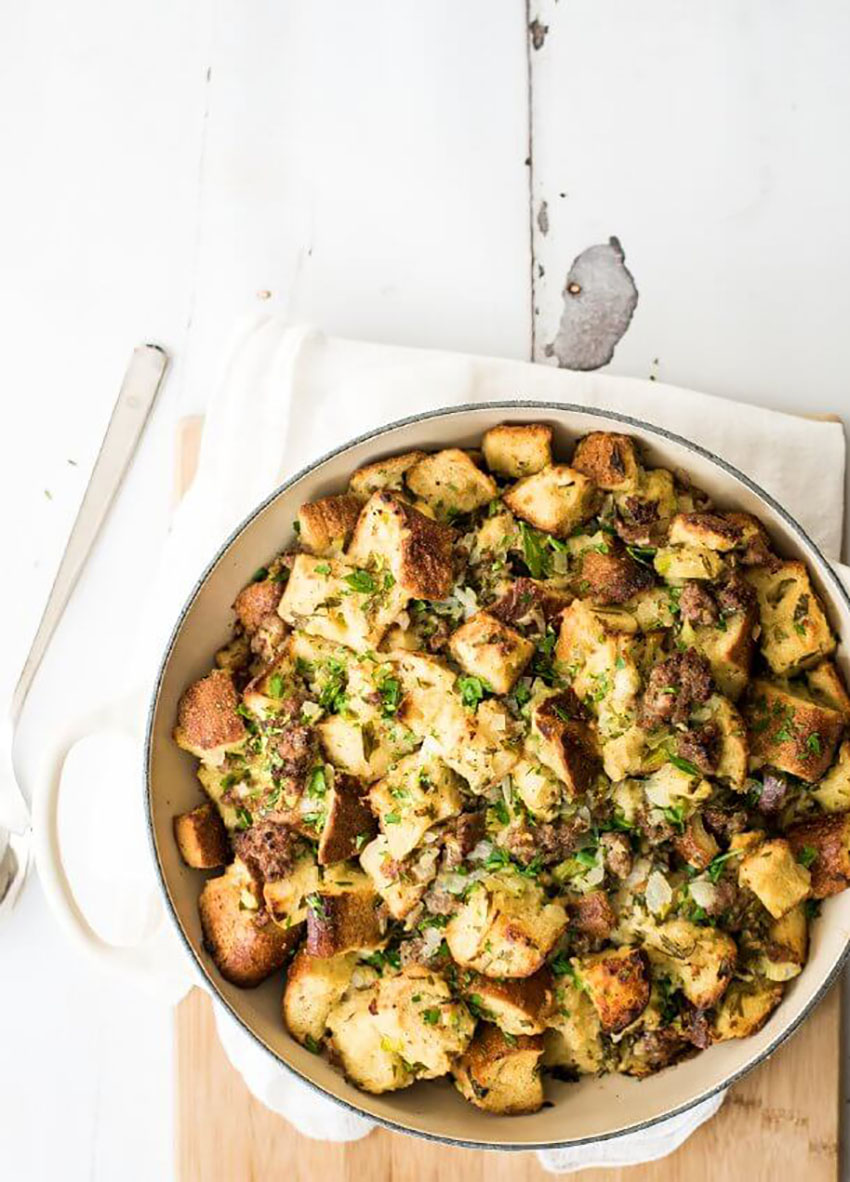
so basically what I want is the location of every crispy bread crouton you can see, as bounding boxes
[738,838,811,917]
[712,980,784,1041]
[233,577,284,635]
[173,802,230,869]
[482,423,553,478]
[278,553,409,652]
[282,948,357,1045]
[580,548,654,605]
[812,741,850,813]
[760,904,808,982]
[806,660,850,720]
[325,976,413,1093]
[746,560,836,675]
[744,679,844,781]
[572,432,641,491]
[503,465,599,538]
[372,965,475,1077]
[405,448,497,519]
[668,512,743,552]
[654,544,726,581]
[786,811,850,898]
[681,606,757,701]
[174,669,247,762]
[543,977,604,1074]
[446,874,567,979]
[358,835,438,919]
[674,813,720,871]
[449,610,535,694]
[453,1024,544,1114]
[199,861,298,987]
[318,775,377,865]
[304,870,386,957]
[369,752,463,860]
[530,691,602,797]
[297,493,364,555]
[346,491,454,600]
[460,969,553,1035]
[348,450,427,497]
[574,946,651,1033]
[710,696,749,789]
[644,920,736,1008]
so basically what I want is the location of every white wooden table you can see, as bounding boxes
[2,3,850,1179]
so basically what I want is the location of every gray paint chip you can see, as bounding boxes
[545,237,639,371]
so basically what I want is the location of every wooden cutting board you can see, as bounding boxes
[174,416,840,1182]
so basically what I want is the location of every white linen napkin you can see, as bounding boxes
[60,312,847,1170]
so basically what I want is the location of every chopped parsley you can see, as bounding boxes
[668,753,700,777]
[343,568,377,594]
[796,845,818,869]
[234,806,252,830]
[457,675,490,710]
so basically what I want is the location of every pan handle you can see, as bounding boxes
[31,701,194,1002]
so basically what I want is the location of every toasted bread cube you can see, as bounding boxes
[644,920,737,1008]
[282,948,357,1045]
[760,904,808,982]
[304,868,385,957]
[745,679,844,781]
[470,509,521,565]
[556,599,642,731]
[454,1024,544,1115]
[543,977,604,1074]
[409,695,519,794]
[712,980,784,1041]
[580,548,654,606]
[574,946,651,1033]
[806,660,850,720]
[233,576,284,635]
[348,450,427,498]
[317,776,377,866]
[503,464,599,538]
[746,561,836,675]
[369,752,463,860]
[449,610,535,694]
[813,741,850,813]
[404,448,497,519]
[278,554,408,652]
[601,725,651,781]
[297,493,364,556]
[241,652,301,718]
[711,696,749,790]
[724,511,774,563]
[317,712,417,784]
[174,670,247,763]
[461,969,552,1036]
[674,813,720,872]
[174,803,230,869]
[325,980,413,1093]
[654,545,726,581]
[482,423,553,478]
[572,432,641,491]
[738,838,811,917]
[643,762,712,809]
[786,811,850,898]
[359,835,438,919]
[668,512,743,552]
[262,847,321,928]
[446,875,567,979]
[199,860,299,987]
[530,691,601,797]
[372,964,475,1077]
[682,607,757,701]
[346,491,454,600]
[511,756,564,821]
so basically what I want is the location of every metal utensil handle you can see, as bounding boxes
[10,344,168,728]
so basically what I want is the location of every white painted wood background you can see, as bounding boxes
[1,2,849,1178]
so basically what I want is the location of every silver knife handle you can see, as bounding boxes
[10,344,168,724]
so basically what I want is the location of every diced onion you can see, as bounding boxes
[688,878,719,912]
[645,870,673,915]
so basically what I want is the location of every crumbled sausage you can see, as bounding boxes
[490,577,568,628]
[274,722,319,780]
[716,573,756,615]
[444,811,486,868]
[504,816,589,866]
[614,497,660,546]
[702,808,748,841]
[569,891,615,942]
[641,650,713,727]
[678,582,718,626]
[233,821,296,884]
[676,722,720,775]
[756,771,789,815]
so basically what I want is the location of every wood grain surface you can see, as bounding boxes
[174,417,840,1182]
